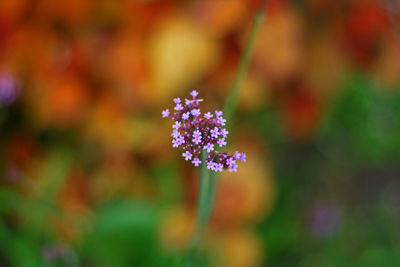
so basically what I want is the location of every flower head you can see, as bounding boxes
[162,90,245,172]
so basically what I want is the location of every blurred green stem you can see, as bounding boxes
[185,151,216,267]
[190,151,212,248]
[186,3,266,266]
[224,6,265,132]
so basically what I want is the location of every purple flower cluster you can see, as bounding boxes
[162,90,246,172]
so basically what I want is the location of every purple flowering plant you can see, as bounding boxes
[165,2,266,264]
[162,90,246,172]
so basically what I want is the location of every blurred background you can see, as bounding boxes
[1,0,400,266]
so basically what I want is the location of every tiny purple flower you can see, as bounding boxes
[210,127,219,139]
[217,138,227,147]
[229,163,238,172]
[179,136,185,145]
[193,129,201,138]
[192,130,202,144]
[172,139,180,148]
[240,153,247,162]
[226,157,236,168]
[207,161,216,171]
[173,121,181,130]
[220,128,229,138]
[192,157,201,167]
[191,109,201,117]
[190,90,199,98]
[192,137,201,146]
[215,163,224,172]
[182,112,190,120]
[233,151,241,160]
[174,103,183,111]
[172,135,184,147]
[215,110,223,117]
[182,151,192,161]
[162,109,170,118]
[173,97,181,104]
[171,130,181,138]
[217,117,226,126]
[204,143,214,153]
[204,112,213,120]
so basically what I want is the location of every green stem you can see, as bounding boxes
[204,171,218,220]
[185,3,266,266]
[192,150,211,246]
[224,8,265,133]
[185,151,215,267]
